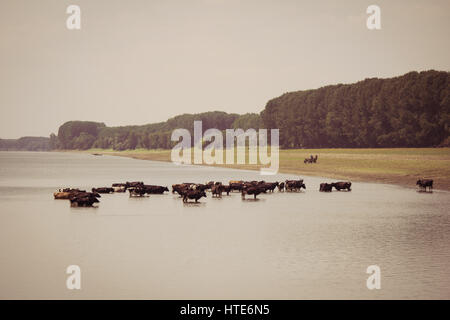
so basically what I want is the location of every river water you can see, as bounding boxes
[0,151,449,299]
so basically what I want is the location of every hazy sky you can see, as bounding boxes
[0,0,449,138]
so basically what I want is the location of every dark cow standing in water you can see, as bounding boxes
[211,184,231,197]
[211,184,223,197]
[332,182,352,191]
[172,183,207,199]
[229,182,244,192]
[260,182,279,193]
[69,192,100,207]
[221,185,231,195]
[416,179,433,192]
[278,182,285,192]
[143,185,169,194]
[319,183,333,192]
[285,180,306,192]
[183,190,207,203]
[172,183,191,195]
[241,186,265,199]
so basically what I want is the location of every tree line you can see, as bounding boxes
[0,137,50,151]
[2,70,448,151]
[262,70,449,148]
[52,111,261,151]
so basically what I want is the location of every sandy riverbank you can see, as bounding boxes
[65,148,450,191]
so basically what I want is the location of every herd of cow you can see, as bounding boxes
[172,180,308,202]
[53,178,434,207]
[52,179,352,207]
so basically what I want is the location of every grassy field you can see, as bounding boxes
[82,148,450,191]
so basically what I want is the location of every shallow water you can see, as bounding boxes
[0,151,449,299]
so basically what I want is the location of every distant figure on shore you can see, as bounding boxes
[416,179,433,192]
[304,155,318,164]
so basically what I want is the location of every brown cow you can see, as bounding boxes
[416,179,433,192]
[69,192,100,207]
[285,180,306,192]
[183,190,207,203]
[332,182,352,191]
[319,183,333,192]
[229,182,244,192]
[211,184,223,197]
[241,186,265,199]
[143,185,169,194]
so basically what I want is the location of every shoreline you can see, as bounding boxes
[61,148,450,192]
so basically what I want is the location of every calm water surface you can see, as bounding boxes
[0,151,449,299]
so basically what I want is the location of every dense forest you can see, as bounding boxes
[0,137,50,151]
[262,70,449,148]
[2,70,449,151]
